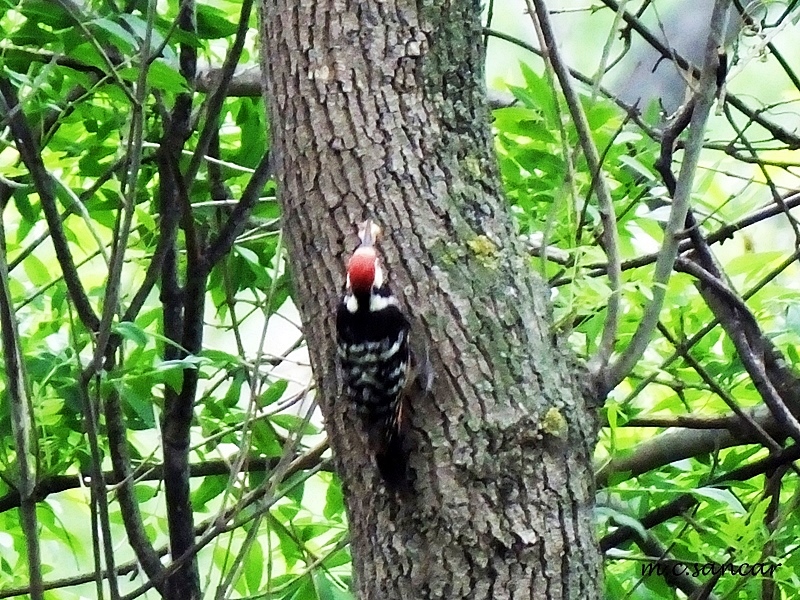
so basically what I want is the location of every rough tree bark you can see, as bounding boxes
[260,1,602,598]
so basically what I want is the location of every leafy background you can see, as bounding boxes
[1,0,799,598]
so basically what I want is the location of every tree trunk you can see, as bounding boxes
[259,1,602,598]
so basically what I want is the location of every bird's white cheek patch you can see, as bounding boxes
[369,294,398,312]
[373,263,384,288]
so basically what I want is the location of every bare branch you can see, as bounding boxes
[617,246,800,409]
[657,321,782,452]
[569,190,800,284]
[54,0,136,103]
[185,0,254,185]
[603,0,731,394]
[679,258,800,445]
[630,532,721,600]
[121,443,330,600]
[102,386,165,592]
[0,208,42,599]
[528,0,623,380]
[0,453,329,513]
[482,27,659,138]
[596,404,780,488]
[205,150,274,268]
[0,77,100,332]
[85,0,155,378]
[597,0,800,148]
[0,446,329,599]
[160,1,203,594]
[600,443,800,551]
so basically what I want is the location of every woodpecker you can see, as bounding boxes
[335,221,412,487]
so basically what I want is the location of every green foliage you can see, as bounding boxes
[494,49,800,598]
[0,1,342,598]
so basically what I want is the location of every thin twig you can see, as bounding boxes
[0,208,43,599]
[8,159,123,274]
[590,0,631,101]
[657,321,782,452]
[68,307,120,600]
[574,190,800,281]
[0,448,329,599]
[84,0,154,379]
[617,246,800,409]
[214,390,315,599]
[206,150,274,268]
[679,259,800,445]
[524,8,580,288]
[600,442,800,551]
[482,27,659,138]
[722,103,800,246]
[185,0,254,185]
[603,0,731,395]
[0,77,100,332]
[596,0,800,148]
[121,444,330,600]
[528,0,623,380]
[596,403,785,489]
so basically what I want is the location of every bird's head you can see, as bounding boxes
[346,220,384,295]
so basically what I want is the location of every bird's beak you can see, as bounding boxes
[358,219,381,247]
[361,219,374,246]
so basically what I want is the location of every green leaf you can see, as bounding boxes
[259,379,288,407]
[786,342,799,365]
[584,100,618,131]
[297,523,330,543]
[323,543,351,569]
[268,273,293,313]
[134,483,158,503]
[323,476,344,520]
[270,414,318,436]
[201,348,243,368]
[244,539,264,594]
[66,42,108,71]
[157,355,208,370]
[691,487,746,514]
[160,367,183,393]
[288,577,316,600]
[113,321,149,347]
[23,254,51,287]
[312,571,354,600]
[618,155,657,182]
[196,5,240,38]
[19,0,71,29]
[117,374,158,429]
[515,61,557,123]
[595,506,647,540]
[191,475,228,511]
[222,371,245,409]
[251,421,283,456]
[235,245,261,266]
[91,17,138,53]
[145,60,189,93]
[234,99,269,166]
[12,189,39,226]
[135,205,156,231]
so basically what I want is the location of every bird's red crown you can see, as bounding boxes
[347,247,377,294]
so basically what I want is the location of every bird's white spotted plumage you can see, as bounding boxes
[335,220,414,487]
